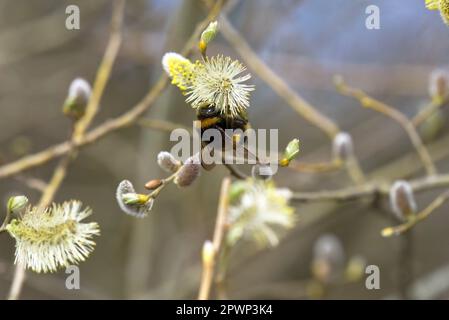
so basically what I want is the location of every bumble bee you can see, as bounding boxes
[195,103,251,170]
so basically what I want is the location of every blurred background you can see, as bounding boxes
[1,0,449,299]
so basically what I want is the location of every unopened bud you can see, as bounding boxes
[144,179,163,190]
[62,78,91,120]
[116,180,153,218]
[199,21,218,57]
[428,69,449,104]
[202,240,215,266]
[7,195,28,214]
[389,180,417,221]
[280,138,300,167]
[174,156,201,187]
[157,151,181,173]
[332,132,354,162]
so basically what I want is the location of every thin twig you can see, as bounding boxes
[14,175,47,192]
[219,16,340,139]
[290,174,449,203]
[288,158,364,183]
[198,176,231,300]
[345,155,366,185]
[412,99,447,127]
[137,118,191,133]
[291,184,379,203]
[335,76,437,176]
[288,160,341,173]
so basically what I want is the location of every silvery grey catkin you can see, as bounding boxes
[63,78,91,120]
[174,156,201,187]
[332,132,354,162]
[157,151,181,173]
[116,180,153,218]
[389,180,417,221]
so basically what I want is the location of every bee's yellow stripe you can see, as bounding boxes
[201,117,221,128]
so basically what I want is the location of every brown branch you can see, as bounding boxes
[291,184,379,203]
[198,176,231,300]
[13,175,47,192]
[0,0,225,180]
[219,16,340,139]
[345,155,366,185]
[137,118,191,133]
[290,173,449,203]
[335,76,437,176]
[288,160,341,173]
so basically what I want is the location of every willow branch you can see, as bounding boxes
[291,184,379,203]
[335,76,437,176]
[345,155,366,185]
[0,0,225,180]
[198,176,231,300]
[288,160,341,173]
[412,99,447,127]
[137,118,191,133]
[219,16,340,139]
[290,173,449,203]
[13,175,47,192]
